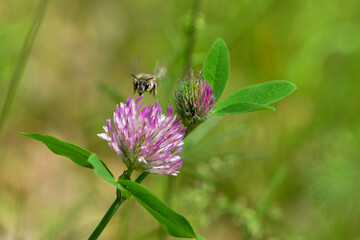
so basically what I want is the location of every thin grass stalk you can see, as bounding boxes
[182,0,201,74]
[0,0,49,136]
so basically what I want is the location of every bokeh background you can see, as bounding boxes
[1,0,360,239]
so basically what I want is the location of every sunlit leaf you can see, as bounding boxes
[214,80,297,115]
[202,38,230,102]
[21,132,93,168]
[214,102,275,115]
[118,180,198,238]
[21,133,130,198]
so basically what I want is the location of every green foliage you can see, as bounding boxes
[21,133,131,199]
[256,164,288,219]
[20,132,93,168]
[88,154,130,199]
[21,132,201,238]
[202,39,296,116]
[118,180,199,239]
[214,102,275,115]
[202,38,230,102]
[214,81,297,115]
[0,0,49,136]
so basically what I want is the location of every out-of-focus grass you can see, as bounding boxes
[1,0,360,239]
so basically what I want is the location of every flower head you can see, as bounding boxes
[98,96,185,176]
[175,69,215,129]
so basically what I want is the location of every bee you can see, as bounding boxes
[131,73,158,96]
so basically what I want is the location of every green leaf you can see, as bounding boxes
[197,237,206,240]
[214,80,297,115]
[214,102,275,115]
[21,133,130,198]
[21,132,93,168]
[202,38,230,102]
[88,154,130,199]
[118,180,198,238]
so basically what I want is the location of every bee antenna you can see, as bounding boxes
[130,74,139,80]
[146,77,154,80]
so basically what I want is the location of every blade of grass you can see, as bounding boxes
[184,151,263,165]
[183,117,223,150]
[97,81,126,104]
[256,164,288,219]
[118,199,134,240]
[184,125,247,158]
[135,229,158,240]
[182,0,201,74]
[41,192,92,239]
[0,0,50,136]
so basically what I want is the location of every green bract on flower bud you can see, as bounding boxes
[175,69,215,131]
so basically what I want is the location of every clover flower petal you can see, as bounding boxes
[98,96,185,176]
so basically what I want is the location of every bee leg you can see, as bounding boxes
[149,88,155,97]
[139,92,143,96]
[153,83,157,96]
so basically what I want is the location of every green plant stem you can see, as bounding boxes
[117,172,149,239]
[135,172,150,183]
[0,0,49,136]
[88,169,132,240]
[183,0,201,74]
[185,124,197,136]
[88,197,126,240]
[88,170,149,240]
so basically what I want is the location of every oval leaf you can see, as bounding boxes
[202,38,230,102]
[118,180,198,238]
[214,80,296,115]
[21,132,93,168]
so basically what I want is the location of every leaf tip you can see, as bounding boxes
[215,37,225,43]
[288,81,298,91]
[278,80,298,92]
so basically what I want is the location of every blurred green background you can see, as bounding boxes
[1,0,360,239]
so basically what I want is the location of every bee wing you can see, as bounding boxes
[132,56,141,74]
[153,61,167,80]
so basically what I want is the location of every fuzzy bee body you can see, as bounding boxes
[132,73,158,96]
